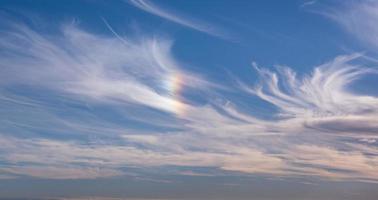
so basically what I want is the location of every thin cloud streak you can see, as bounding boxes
[128,0,228,38]
[0,22,211,115]
[245,54,378,118]
[320,0,378,49]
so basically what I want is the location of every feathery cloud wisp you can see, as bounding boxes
[321,0,378,49]
[0,23,212,115]
[128,0,227,38]
[246,54,378,117]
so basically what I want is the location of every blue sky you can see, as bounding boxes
[0,0,378,199]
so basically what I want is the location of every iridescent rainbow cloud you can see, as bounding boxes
[163,71,187,116]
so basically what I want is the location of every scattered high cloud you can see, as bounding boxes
[0,22,211,115]
[243,54,378,134]
[301,0,317,7]
[321,0,378,49]
[0,19,378,183]
[128,0,228,38]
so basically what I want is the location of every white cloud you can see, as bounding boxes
[301,0,317,7]
[1,21,378,182]
[322,0,378,49]
[287,145,378,180]
[0,135,284,179]
[0,23,211,115]
[128,0,228,38]
[244,54,378,118]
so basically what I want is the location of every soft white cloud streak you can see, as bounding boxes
[0,23,210,115]
[128,0,227,38]
[301,0,317,7]
[0,134,284,179]
[322,0,378,49]
[242,54,378,137]
[245,54,378,118]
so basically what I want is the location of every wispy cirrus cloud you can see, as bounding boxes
[320,0,378,49]
[128,0,228,38]
[301,0,317,7]
[243,54,378,127]
[0,22,211,116]
[0,19,378,182]
[254,55,377,139]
